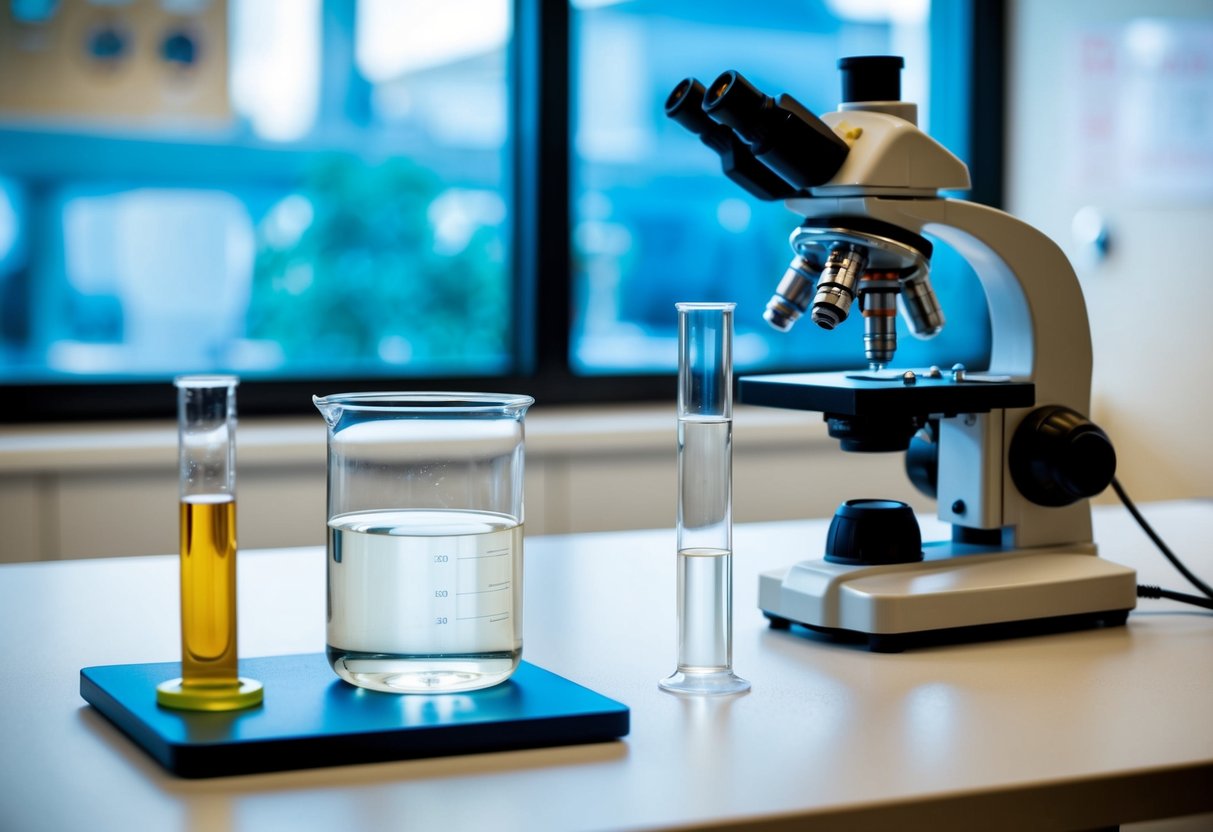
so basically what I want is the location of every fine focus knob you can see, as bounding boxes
[823,499,923,566]
[1010,406,1117,507]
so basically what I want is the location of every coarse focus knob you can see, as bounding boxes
[1010,406,1117,507]
[824,499,923,566]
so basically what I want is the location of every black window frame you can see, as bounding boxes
[1,0,1005,423]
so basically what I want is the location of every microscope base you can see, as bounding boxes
[758,546,1137,652]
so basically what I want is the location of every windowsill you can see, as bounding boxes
[0,403,830,474]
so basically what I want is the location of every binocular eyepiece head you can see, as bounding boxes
[665,69,850,195]
[666,56,913,197]
[702,70,850,191]
[666,76,798,201]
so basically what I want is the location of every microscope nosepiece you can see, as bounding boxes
[763,255,817,331]
[811,244,869,330]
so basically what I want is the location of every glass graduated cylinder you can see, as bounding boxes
[676,547,732,672]
[664,302,747,695]
[676,415,733,673]
[326,508,523,694]
[678,415,731,550]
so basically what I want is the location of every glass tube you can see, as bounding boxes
[660,303,750,695]
[156,375,263,711]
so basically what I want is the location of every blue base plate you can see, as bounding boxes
[80,654,629,778]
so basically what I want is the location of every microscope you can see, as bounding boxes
[666,57,1137,651]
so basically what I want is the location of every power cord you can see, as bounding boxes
[1110,478,1213,611]
[1135,584,1213,610]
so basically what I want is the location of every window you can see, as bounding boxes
[570,0,991,376]
[0,1,999,421]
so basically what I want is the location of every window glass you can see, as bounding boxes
[0,0,995,417]
[570,0,991,375]
[0,0,512,383]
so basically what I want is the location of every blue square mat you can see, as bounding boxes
[80,653,630,778]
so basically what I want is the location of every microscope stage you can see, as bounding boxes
[738,371,1035,417]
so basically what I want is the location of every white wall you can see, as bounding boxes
[1007,0,1213,501]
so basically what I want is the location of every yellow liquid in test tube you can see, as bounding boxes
[158,374,261,710]
[179,494,238,686]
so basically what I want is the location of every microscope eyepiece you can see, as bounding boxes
[701,71,767,134]
[665,78,715,134]
[838,55,905,103]
[665,76,797,201]
[700,70,850,191]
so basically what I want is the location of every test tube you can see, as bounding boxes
[156,375,263,711]
[660,303,751,695]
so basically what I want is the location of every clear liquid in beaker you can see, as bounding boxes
[326,508,522,693]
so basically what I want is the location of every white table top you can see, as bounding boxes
[2,501,1211,831]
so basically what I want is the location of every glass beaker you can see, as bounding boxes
[313,392,534,694]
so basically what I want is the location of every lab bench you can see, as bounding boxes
[0,501,1210,830]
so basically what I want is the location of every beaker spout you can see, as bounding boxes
[313,395,342,428]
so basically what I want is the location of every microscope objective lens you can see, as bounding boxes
[899,271,945,338]
[811,244,869,329]
[763,255,818,332]
[860,270,899,366]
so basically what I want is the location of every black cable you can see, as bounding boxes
[1109,477,1213,611]
[1136,584,1213,611]
[1111,477,1213,600]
